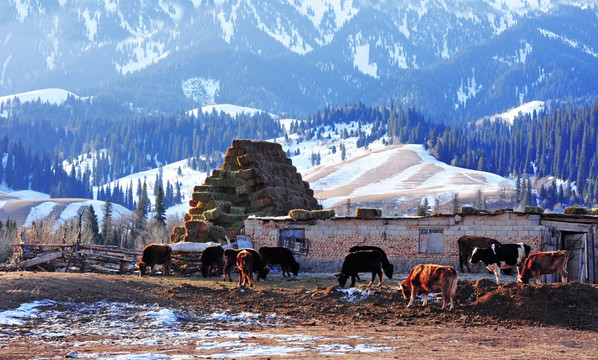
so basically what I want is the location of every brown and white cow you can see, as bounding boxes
[400,264,458,311]
[138,243,172,277]
[517,250,569,284]
[236,249,255,287]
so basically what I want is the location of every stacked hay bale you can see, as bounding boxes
[182,139,321,242]
[355,207,382,218]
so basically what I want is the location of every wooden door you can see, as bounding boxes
[563,233,587,282]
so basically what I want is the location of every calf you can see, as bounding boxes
[236,250,255,287]
[518,250,569,284]
[349,245,394,279]
[457,236,501,272]
[400,264,458,311]
[259,246,300,277]
[200,245,224,278]
[334,250,383,288]
[138,243,172,277]
[223,248,269,282]
[470,242,531,284]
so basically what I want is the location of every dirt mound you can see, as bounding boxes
[457,279,598,330]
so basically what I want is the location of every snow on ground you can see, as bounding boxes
[0,299,396,358]
[483,100,545,125]
[187,104,275,119]
[0,88,79,107]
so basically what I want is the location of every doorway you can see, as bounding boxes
[562,232,588,282]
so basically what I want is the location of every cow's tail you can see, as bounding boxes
[449,267,458,299]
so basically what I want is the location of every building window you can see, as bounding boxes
[419,228,444,254]
[278,228,308,256]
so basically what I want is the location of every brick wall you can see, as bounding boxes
[244,212,543,273]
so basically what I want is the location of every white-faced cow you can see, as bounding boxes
[200,245,224,278]
[470,242,531,284]
[457,236,501,272]
[517,250,569,284]
[236,250,255,287]
[334,250,383,288]
[349,245,394,279]
[400,264,458,311]
[138,243,172,277]
[223,248,269,282]
[259,246,300,277]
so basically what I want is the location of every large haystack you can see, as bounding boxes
[177,139,321,243]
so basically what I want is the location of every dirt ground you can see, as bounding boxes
[1,271,598,359]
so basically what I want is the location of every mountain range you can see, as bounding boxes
[1,0,597,118]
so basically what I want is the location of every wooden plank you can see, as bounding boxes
[11,243,76,248]
[17,251,63,269]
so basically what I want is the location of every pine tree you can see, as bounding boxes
[154,185,166,227]
[451,193,460,214]
[85,205,101,244]
[100,199,113,245]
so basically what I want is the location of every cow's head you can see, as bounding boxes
[291,262,300,276]
[258,265,270,280]
[137,261,147,277]
[383,263,395,279]
[200,265,209,279]
[399,280,411,299]
[334,272,349,288]
[469,247,482,264]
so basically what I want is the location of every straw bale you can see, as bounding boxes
[215,201,231,213]
[250,196,273,208]
[184,213,191,222]
[189,200,198,208]
[460,207,478,214]
[564,206,588,215]
[236,185,255,196]
[588,208,598,215]
[226,147,246,157]
[185,220,213,234]
[237,168,257,179]
[310,209,335,219]
[192,191,213,202]
[170,226,187,243]
[194,185,211,192]
[184,232,210,243]
[355,207,382,218]
[289,209,312,220]
[203,208,221,221]
[523,206,544,214]
[229,206,246,215]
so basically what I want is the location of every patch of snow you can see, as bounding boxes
[353,43,378,79]
[0,300,56,326]
[0,88,79,107]
[455,68,482,109]
[188,104,268,118]
[23,202,58,227]
[485,100,545,125]
[339,288,371,302]
[182,77,220,104]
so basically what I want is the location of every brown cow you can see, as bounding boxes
[517,250,569,284]
[400,264,458,311]
[138,244,172,277]
[236,250,255,287]
[458,236,500,272]
[223,248,269,282]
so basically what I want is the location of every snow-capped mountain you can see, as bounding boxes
[1,0,597,118]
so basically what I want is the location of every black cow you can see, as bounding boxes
[457,236,501,273]
[200,245,224,278]
[349,245,394,279]
[334,250,383,288]
[259,246,300,277]
[138,243,172,277]
[470,243,531,284]
[222,248,269,282]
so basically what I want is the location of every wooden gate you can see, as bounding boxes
[563,232,587,282]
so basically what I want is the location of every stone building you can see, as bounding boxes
[244,211,598,283]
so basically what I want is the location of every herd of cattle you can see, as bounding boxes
[137,236,570,311]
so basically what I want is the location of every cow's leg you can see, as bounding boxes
[164,261,171,276]
[407,290,416,308]
[560,267,568,284]
[377,269,383,286]
[421,293,429,307]
[487,264,500,284]
[350,275,357,288]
